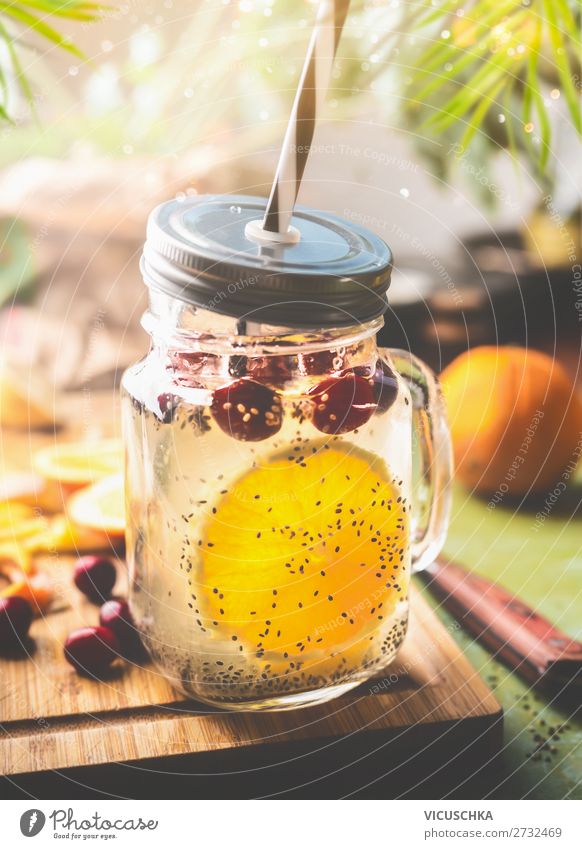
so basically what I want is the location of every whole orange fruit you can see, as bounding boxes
[440,346,582,496]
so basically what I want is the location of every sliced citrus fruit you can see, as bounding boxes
[34,438,123,488]
[0,507,107,555]
[0,500,35,529]
[0,541,34,577]
[0,513,49,543]
[1,573,53,613]
[197,443,409,661]
[0,472,63,512]
[25,514,111,553]
[67,473,125,537]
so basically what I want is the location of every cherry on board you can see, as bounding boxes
[99,599,144,659]
[0,596,33,651]
[64,626,119,678]
[74,556,117,604]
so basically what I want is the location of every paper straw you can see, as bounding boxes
[261,0,350,238]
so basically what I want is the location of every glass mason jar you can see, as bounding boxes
[122,196,452,711]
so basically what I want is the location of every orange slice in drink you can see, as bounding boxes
[34,439,123,489]
[198,443,409,660]
[68,473,125,538]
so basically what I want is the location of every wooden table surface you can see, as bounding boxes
[441,477,582,800]
[1,212,581,798]
[0,581,502,789]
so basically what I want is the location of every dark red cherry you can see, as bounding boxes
[130,395,144,415]
[157,393,177,424]
[308,371,376,434]
[210,378,283,441]
[228,355,248,379]
[246,355,292,387]
[64,626,119,678]
[99,599,144,659]
[0,596,33,650]
[298,349,342,376]
[168,351,210,388]
[170,350,209,373]
[74,556,117,604]
[371,362,399,412]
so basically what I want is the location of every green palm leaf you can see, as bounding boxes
[0,1,107,117]
[403,0,581,177]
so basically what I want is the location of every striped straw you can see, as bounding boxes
[261,0,350,239]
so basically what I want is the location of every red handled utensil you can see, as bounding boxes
[424,558,582,693]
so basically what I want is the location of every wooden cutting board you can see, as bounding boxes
[0,392,502,796]
[0,562,502,787]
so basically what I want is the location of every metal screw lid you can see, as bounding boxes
[141,194,392,328]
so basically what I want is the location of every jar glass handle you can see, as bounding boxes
[381,348,454,572]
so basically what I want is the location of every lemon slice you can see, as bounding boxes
[0,500,35,529]
[68,473,125,537]
[198,443,409,660]
[34,438,123,487]
[0,471,62,512]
